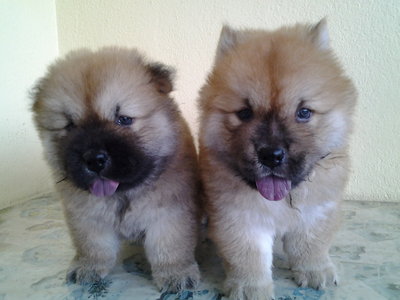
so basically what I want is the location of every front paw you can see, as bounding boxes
[225,280,274,300]
[292,261,338,289]
[66,263,110,285]
[153,262,200,293]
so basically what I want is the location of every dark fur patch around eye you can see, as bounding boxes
[147,63,174,94]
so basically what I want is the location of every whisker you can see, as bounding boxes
[288,193,301,212]
[56,177,67,184]
[328,155,347,160]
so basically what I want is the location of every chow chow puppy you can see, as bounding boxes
[198,20,357,299]
[31,47,200,291]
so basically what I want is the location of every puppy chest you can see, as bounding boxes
[117,201,148,241]
[296,201,337,228]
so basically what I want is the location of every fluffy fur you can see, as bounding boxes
[31,47,200,291]
[198,20,357,299]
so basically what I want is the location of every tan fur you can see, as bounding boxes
[198,20,356,299]
[32,47,200,291]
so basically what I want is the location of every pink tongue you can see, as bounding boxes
[255,176,291,201]
[90,179,119,197]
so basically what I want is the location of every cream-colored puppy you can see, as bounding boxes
[198,20,356,299]
[32,47,200,291]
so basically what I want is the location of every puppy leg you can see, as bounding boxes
[144,209,200,292]
[66,220,120,284]
[283,229,337,289]
[217,226,275,300]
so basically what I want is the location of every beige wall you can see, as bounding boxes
[0,0,58,209]
[1,1,399,208]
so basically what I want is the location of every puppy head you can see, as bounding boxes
[32,47,178,197]
[199,20,357,201]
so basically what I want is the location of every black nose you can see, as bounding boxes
[257,147,285,168]
[83,150,109,173]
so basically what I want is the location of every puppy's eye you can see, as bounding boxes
[296,108,312,122]
[65,121,75,131]
[116,115,133,126]
[236,107,253,122]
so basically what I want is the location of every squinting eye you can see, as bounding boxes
[65,121,75,131]
[236,107,253,121]
[296,108,312,122]
[116,115,133,126]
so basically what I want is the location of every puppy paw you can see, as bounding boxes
[153,263,200,293]
[292,262,338,289]
[226,280,274,300]
[66,264,109,285]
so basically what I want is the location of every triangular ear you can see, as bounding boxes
[30,77,46,111]
[310,18,330,50]
[215,24,239,61]
[147,63,175,94]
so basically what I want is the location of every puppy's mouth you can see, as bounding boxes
[255,175,292,201]
[89,178,119,197]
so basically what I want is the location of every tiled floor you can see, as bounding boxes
[0,194,399,300]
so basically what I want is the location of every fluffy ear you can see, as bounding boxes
[30,77,46,112]
[215,24,239,61]
[147,63,175,94]
[310,18,330,50]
